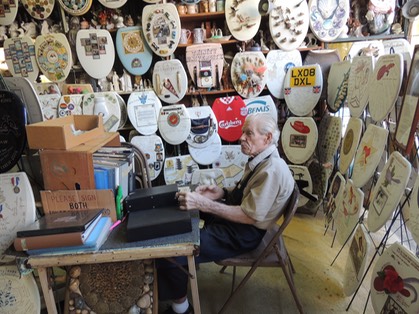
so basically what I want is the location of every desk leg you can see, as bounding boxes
[187,255,201,314]
[38,267,58,314]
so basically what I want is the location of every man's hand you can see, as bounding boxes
[194,185,224,201]
[177,191,210,211]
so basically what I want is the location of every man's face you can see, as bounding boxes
[240,120,270,157]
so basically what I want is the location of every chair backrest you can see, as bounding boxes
[258,183,300,256]
[276,183,300,235]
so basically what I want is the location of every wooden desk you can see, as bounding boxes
[25,213,201,314]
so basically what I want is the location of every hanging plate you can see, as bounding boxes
[212,95,248,142]
[21,0,55,20]
[288,165,313,208]
[370,243,419,314]
[3,36,39,83]
[225,0,261,41]
[153,59,188,104]
[0,0,18,25]
[281,117,318,165]
[334,179,364,245]
[98,0,126,8]
[244,95,277,122]
[186,106,218,149]
[0,265,40,313]
[164,154,199,186]
[35,33,72,82]
[212,145,247,188]
[284,64,323,116]
[0,91,26,173]
[58,94,83,117]
[130,134,164,181]
[316,114,342,165]
[367,151,411,233]
[39,94,60,120]
[158,104,191,145]
[347,55,374,118]
[368,53,403,122]
[347,40,384,59]
[383,38,413,71]
[403,175,419,244]
[304,49,341,102]
[324,171,345,228]
[76,29,115,79]
[185,43,224,89]
[4,77,43,124]
[142,3,181,57]
[127,90,162,135]
[0,172,36,253]
[230,51,267,99]
[339,117,363,174]
[265,49,302,99]
[351,124,388,188]
[327,59,351,113]
[115,26,153,76]
[342,224,371,296]
[57,0,92,16]
[308,0,350,42]
[269,0,309,50]
[189,133,222,165]
[82,92,121,132]
[191,168,226,187]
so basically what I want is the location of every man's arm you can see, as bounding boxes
[177,191,256,224]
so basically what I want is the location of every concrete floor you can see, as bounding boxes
[164,213,380,314]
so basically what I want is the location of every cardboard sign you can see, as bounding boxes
[41,189,117,222]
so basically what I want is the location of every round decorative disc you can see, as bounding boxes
[57,0,92,16]
[35,33,72,82]
[230,51,267,99]
[21,0,55,20]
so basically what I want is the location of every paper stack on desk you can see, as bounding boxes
[14,209,105,251]
[26,216,112,255]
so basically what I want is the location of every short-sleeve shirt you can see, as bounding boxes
[240,145,295,229]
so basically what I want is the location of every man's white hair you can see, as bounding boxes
[244,113,280,147]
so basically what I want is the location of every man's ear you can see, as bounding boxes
[265,132,272,144]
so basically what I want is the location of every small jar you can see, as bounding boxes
[216,0,224,12]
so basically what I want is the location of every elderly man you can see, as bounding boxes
[159,112,295,314]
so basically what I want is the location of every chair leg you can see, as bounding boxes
[231,266,236,295]
[218,264,261,314]
[281,263,304,314]
[219,265,228,273]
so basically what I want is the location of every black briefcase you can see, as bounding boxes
[124,184,178,212]
[126,207,192,242]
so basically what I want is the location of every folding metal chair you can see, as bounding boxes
[215,184,303,314]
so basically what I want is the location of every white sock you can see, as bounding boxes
[172,299,189,313]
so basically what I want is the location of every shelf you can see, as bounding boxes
[325,33,406,44]
[177,39,238,47]
[186,88,236,96]
[179,11,225,21]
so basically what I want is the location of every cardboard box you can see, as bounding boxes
[40,189,117,222]
[40,132,120,191]
[26,115,105,150]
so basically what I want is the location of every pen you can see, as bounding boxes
[110,219,121,231]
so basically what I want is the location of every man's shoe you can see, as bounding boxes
[163,303,193,314]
